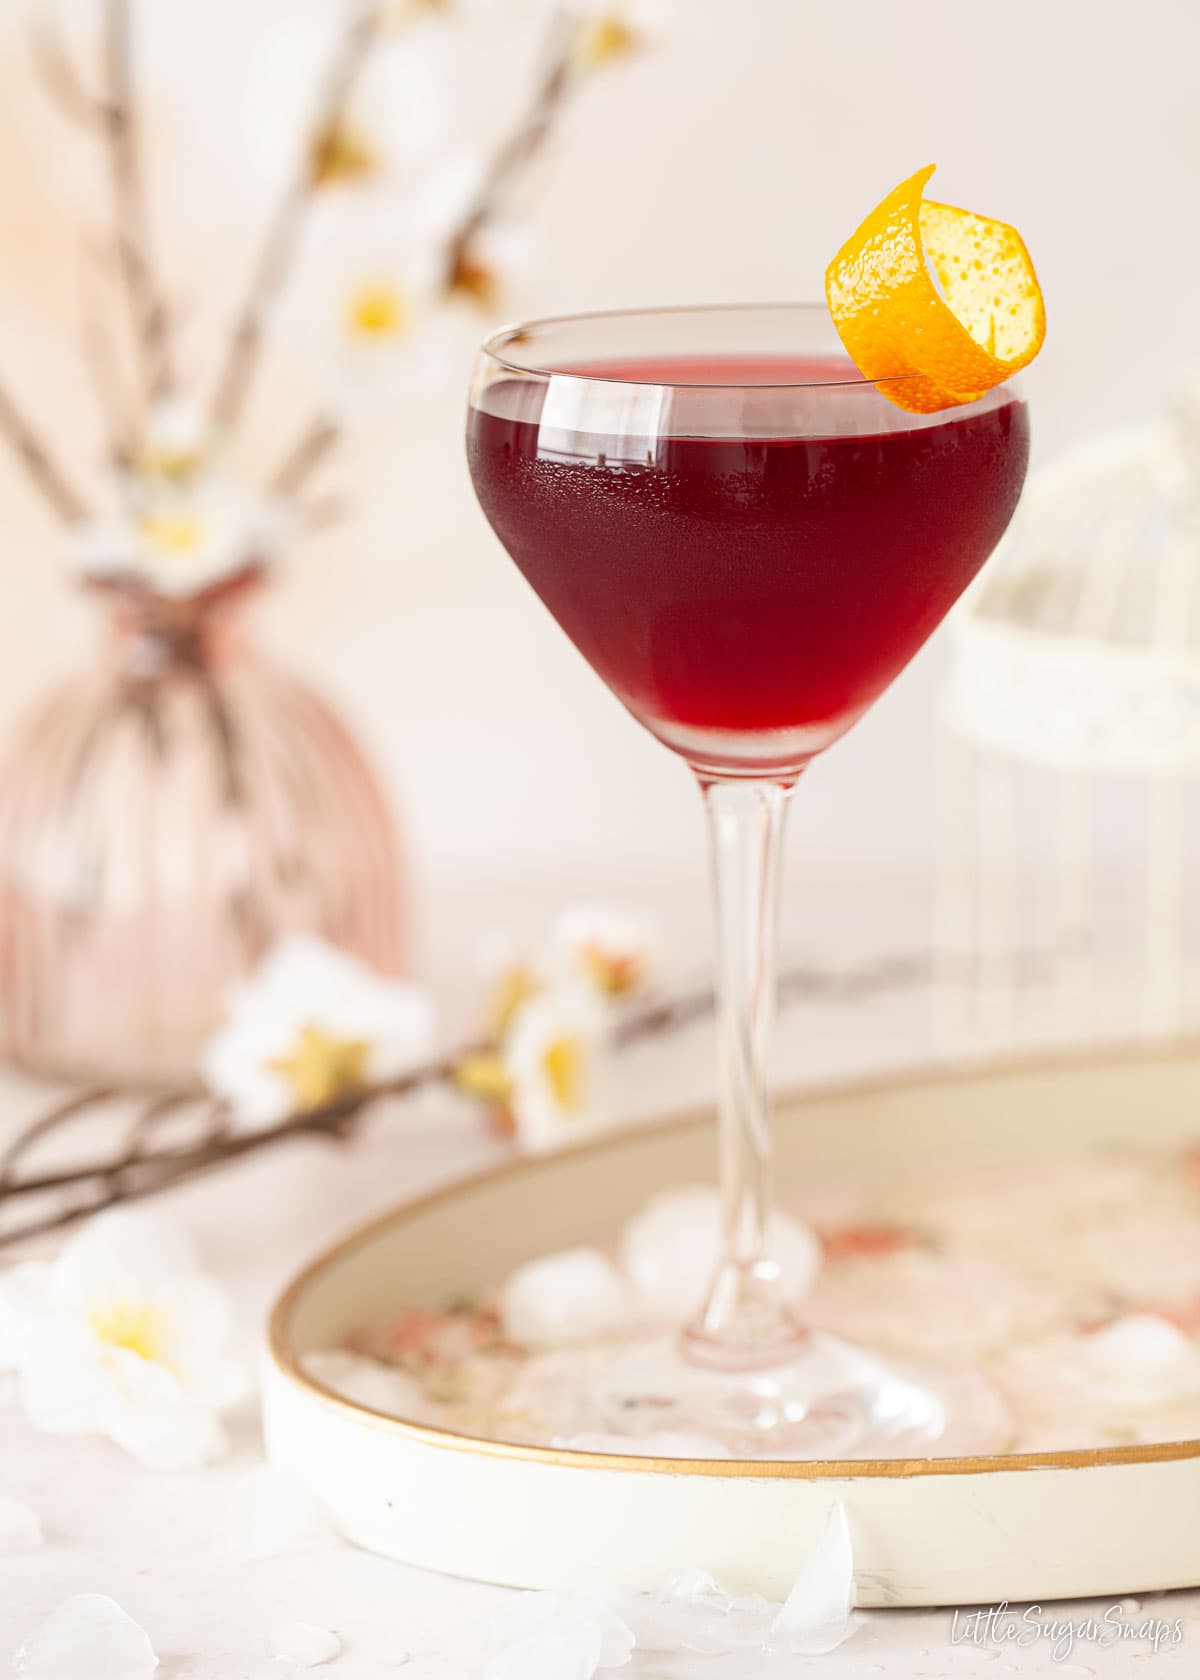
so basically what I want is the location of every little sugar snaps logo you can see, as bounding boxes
[951,1602,1184,1663]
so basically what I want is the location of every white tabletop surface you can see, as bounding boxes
[1,869,1198,1679]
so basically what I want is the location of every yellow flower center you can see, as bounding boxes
[140,445,205,485]
[346,282,410,343]
[448,252,501,312]
[90,1300,167,1365]
[542,1034,583,1114]
[453,1053,513,1102]
[580,944,643,997]
[269,1024,371,1112]
[309,122,380,188]
[138,510,209,557]
[383,0,449,25]
[579,14,641,66]
[485,965,540,1041]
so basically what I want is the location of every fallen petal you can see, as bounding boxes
[14,1594,157,1680]
[0,1494,43,1553]
[269,1624,342,1667]
[767,1502,858,1655]
[500,1248,634,1348]
[767,1611,864,1658]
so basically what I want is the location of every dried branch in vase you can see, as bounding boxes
[208,3,385,438]
[0,0,654,577]
[102,0,175,402]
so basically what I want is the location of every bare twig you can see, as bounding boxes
[0,1087,114,1196]
[77,251,139,470]
[301,495,351,535]
[0,377,90,524]
[209,5,383,436]
[103,0,174,402]
[29,8,105,127]
[441,4,578,295]
[614,954,951,1047]
[271,414,341,498]
[80,321,136,470]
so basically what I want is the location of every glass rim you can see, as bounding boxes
[480,301,940,393]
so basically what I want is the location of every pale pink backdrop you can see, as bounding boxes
[0,0,1195,989]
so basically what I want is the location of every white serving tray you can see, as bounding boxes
[264,1044,1200,1606]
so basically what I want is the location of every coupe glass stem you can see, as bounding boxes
[685,775,805,1370]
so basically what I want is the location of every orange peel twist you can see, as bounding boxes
[825,164,1045,414]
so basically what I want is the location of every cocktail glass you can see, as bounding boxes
[467,304,1029,1456]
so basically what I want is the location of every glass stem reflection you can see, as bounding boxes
[685,775,805,1370]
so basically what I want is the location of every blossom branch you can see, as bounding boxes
[29,7,106,127]
[0,953,959,1251]
[271,414,341,498]
[103,0,174,403]
[78,252,139,470]
[441,4,579,296]
[270,8,611,492]
[302,494,350,535]
[209,4,383,437]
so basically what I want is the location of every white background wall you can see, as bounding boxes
[0,0,1196,960]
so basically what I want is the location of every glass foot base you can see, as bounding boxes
[578,1331,1009,1460]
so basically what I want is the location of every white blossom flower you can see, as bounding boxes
[280,146,525,417]
[202,935,435,1126]
[547,905,659,998]
[444,222,534,317]
[71,476,291,599]
[503,986,612,1152]
[570,0,668,69]
[291,204,452,421]
[475,932,544,1040]
[411,151,535,315]
[135,398,213,487]
[250,15,450,203]
[0,1209,242,1471]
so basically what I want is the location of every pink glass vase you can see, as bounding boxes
[0,575,407,1086]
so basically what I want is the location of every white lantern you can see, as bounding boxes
[936,388,1200,1054]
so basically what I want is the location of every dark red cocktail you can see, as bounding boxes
[469,352,1027,774]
